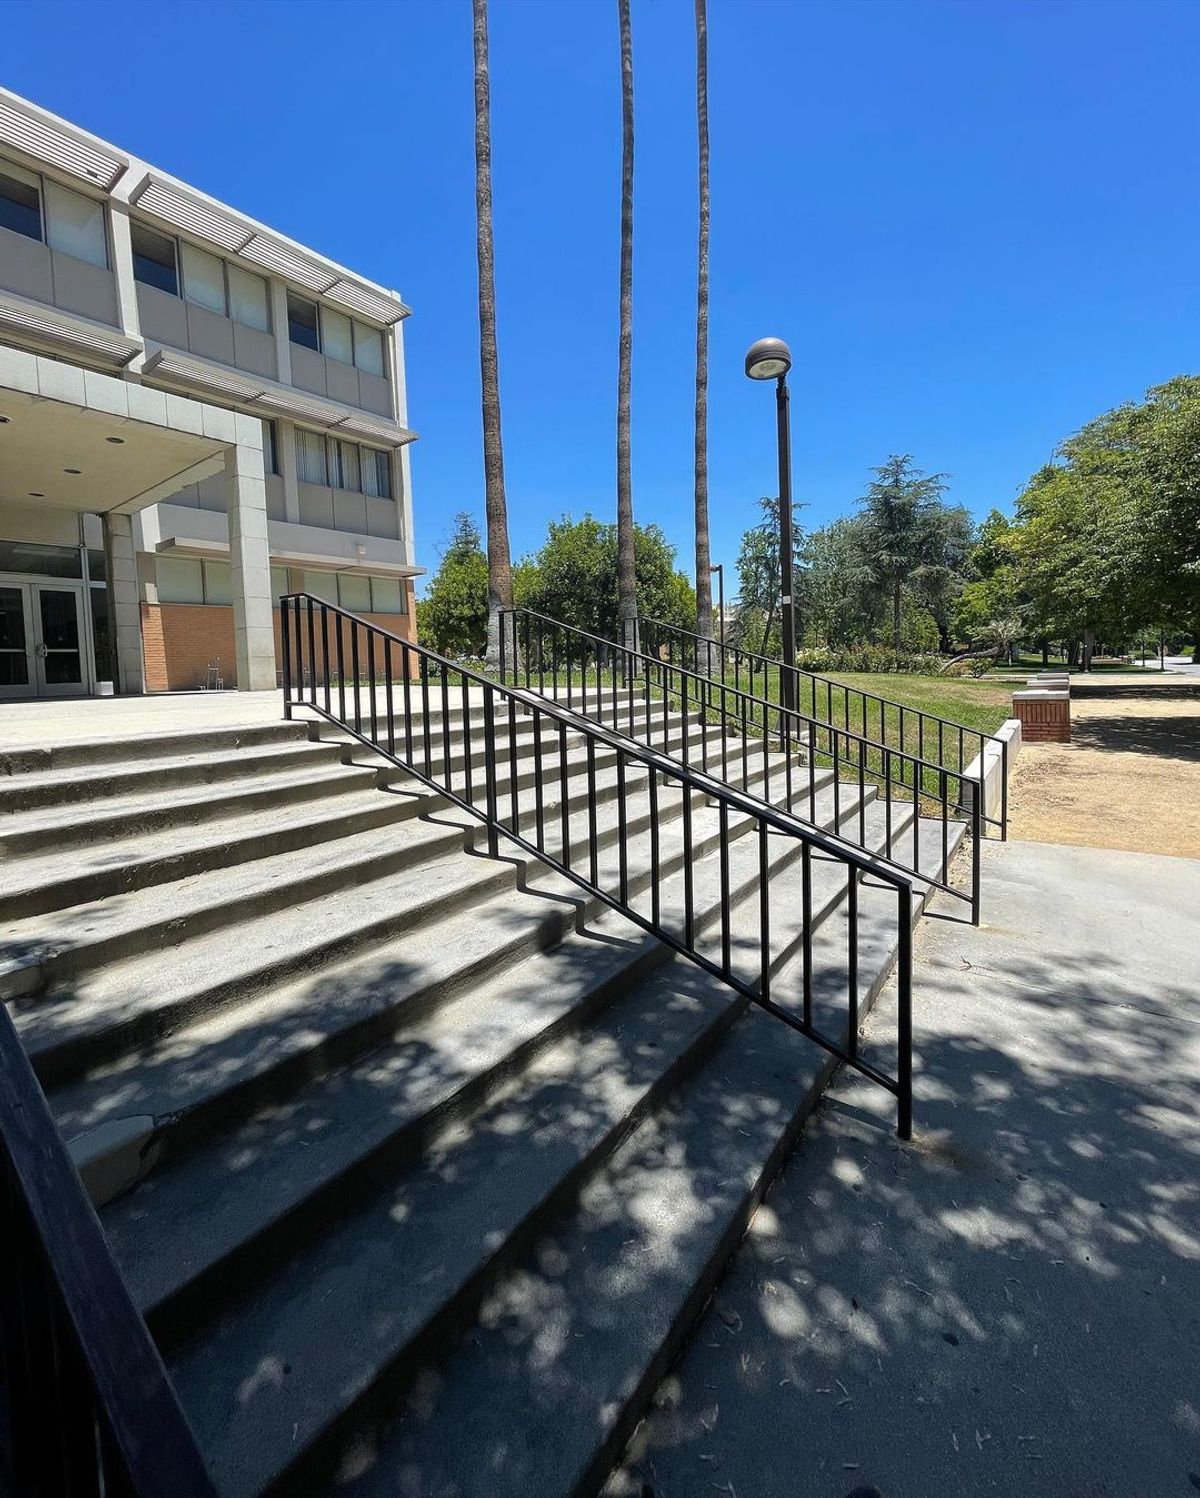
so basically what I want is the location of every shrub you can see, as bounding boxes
[794,644,945,675]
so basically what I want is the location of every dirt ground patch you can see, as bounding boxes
[1008,690,1200,856]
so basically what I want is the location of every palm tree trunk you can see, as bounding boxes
[615,0,637,659]
[473,0,513,673]
[692,0,712,656]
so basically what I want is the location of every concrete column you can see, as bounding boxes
[225,424,276,691]
[270,280,293,386]
[103,512,146,694]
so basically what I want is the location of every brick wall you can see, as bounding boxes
[1013,695,1071,743]
[140,602,419,692]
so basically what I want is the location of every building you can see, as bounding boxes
[0,88,419,699]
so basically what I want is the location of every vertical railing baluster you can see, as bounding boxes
[351,622,362,735]
[802,841,813,1028]
[719,802,731,976]
[483,685,499,857]
[897,884,913,1138]
[616,751,629,905]
[306,597,317,706]
[280,596,292,718]
[587,737,599,886]
[534,708,546,852]
[559,719,570,865]
[758,818,771,1000]
[847,870,859,1056]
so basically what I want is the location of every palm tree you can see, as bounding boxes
[615,0,637,656]
[473,0,514,672]
[693,0,713,660]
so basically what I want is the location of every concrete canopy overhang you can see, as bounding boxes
[0,350,232,518]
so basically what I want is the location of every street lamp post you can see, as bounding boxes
[745,337,795,715]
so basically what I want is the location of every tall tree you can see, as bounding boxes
[855,455,967,650]
[473,0,514,670]
[692,0,712,648]
[615,0,638,653]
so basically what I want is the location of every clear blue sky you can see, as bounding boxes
[6,0,1199,589]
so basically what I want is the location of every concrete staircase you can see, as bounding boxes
[0,700,963,1497]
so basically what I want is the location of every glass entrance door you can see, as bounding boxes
[0,584,36,697]
[32,584,87,696]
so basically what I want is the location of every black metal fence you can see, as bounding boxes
[634,615,1008,840]
[0,1007,215,1498]
[500,607,983,923]
[281,594,917,1136]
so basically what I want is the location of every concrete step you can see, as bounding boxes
[0,758,388,857]
[0,733,347,813]
[319,819,964,1498]
[2,719,766,1016]
[61,776,885,1218]
[0,719,312,777]
[155,816,945,1498]
[0,715,720,922]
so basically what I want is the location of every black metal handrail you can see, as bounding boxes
[1,1006,215,1497]
[636,614,1008,839]
[281,593,916,1136]
[500,606,983,923]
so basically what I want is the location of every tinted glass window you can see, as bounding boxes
[182,242,226,314]
[0,539,82,579]
[131,223,178,296]
[228,264,270,332]
[287,292,320,351]
[323,308,354,364]
[353,322,385,376]
[44,181,107,268]
[0,164,42,242]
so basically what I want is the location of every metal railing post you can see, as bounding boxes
[280,598,292,717]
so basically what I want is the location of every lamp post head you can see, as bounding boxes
[745,336,792,381]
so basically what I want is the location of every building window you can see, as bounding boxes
[0,163,108,268]
[131,222,179,296]
[155,557,238,605]
[353,322,385,377]
[263,420,279,476]
[228,264,270,331]
[44,182,108,268]
[361,447,392,499]
[322,307,354,365]
[202,560,232,605]
[370,575,405,614]
[181,241,226,314]
[0,538,83,579]
[338,572,371,612]
[300,569,339,605]
[0,162,42,241]
[287,292,320,351]
[295,428,327,485]
[156,557,204,604]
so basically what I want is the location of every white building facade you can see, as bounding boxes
[0,88,419,697]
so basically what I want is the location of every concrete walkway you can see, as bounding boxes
[614,839,1200,1498]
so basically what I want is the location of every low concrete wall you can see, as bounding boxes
[960,717,1021,831]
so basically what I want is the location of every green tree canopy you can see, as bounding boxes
[518,515,695,640]
[416,512,489,657]
[855,455,974,650]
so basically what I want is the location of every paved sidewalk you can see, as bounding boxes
[614,840,1200,1498]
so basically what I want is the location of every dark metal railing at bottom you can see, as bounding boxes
[282,593,917,1137]
[0,1006,215,1497]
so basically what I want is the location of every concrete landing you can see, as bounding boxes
[614,839,1200,1498]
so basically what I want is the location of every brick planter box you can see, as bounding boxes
[1013,689,1071,743]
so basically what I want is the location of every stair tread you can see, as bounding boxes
[331,831,952,1498]
[0,735,338,799]
[0,759,382,842]
[0,780,429,907]
[165,959,737,1498]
